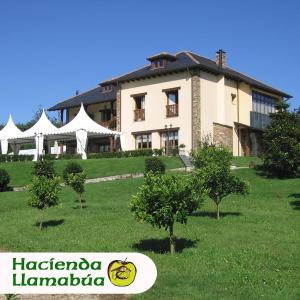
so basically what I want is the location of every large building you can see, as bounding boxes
[49,50,291,156]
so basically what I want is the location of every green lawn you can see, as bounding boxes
[232,156,262,167]
[0,169,299,299]
[0,156,182,187]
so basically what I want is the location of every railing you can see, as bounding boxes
[134,109,145,121]
[250,111,271,130]
[166,104,178,117]
[100,117,117,129]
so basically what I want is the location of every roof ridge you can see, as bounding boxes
[101,63,150,85]
[49,86,101,108]
[226,66,288,95]
[187,51,218,65]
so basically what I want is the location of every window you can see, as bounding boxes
[133,95,145,121]
[151,58,167,69]
[161,130,179,150]
[102,85,113,93]
[135,133,152,149]
[166,90,179,117]
[252,91,277,114]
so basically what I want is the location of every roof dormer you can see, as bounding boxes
[147,52,176,70]
[101,84,114,93]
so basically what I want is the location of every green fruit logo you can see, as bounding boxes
[108,259,137,287]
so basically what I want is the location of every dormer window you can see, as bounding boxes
[151,58,167,69]
[147,52,176,70]
[102,84,114,93]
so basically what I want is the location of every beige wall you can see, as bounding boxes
[120,72,192,151]
[67,101,116,123]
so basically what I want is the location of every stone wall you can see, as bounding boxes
[191,72,201,149]
[213,122,233,151]
[116,87,121,131]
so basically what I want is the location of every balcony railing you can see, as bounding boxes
[166,104,178,117]
[134,109,145,121]
[250,111,271,130]
[100,117,117,130]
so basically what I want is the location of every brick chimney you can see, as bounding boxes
[216,49,226,68]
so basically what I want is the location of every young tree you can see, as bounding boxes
[27,176,61,230]
[67,172,87,209]
[130,172,204,254]
[192,139,249,219]
[196,165,248,219]
[263,100,300,178]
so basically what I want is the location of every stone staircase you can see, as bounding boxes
[179,154,193,169]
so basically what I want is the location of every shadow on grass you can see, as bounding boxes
[0,186,14,192]
[288,195,300,210]
[132,237,198,254]
[191,211,242,218]
[34,219,64,229]
[73,205,88,209]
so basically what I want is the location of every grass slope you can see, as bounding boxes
[0,156,182,187]
[0,169,299,299]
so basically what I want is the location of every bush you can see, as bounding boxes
[145,157,165,174]
[63,162,83,184]
[0,155,34,162]
[0,169,10,191]
[32,159,55,179]
[262,101,300,178]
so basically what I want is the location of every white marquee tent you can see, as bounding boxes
[8,110,58,161]
[1,105,124,160]
[48,103,123,159]
[0,115,23,155]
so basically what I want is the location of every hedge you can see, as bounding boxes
[0,155,34,163]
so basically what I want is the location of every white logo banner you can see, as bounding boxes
[0,252,157,294]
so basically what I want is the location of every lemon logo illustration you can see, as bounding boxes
[108,259,137,287]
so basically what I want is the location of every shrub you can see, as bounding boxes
[0,169,10,191]
[145,157,165,174]
[32,159,55,179]
[63,162,83,184]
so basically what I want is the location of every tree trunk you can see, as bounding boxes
[79,194,82,209]
[216,203,220,220]
[169,224,175,254]
[39,209,45,230]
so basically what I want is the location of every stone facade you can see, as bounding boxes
[213,122,233,150]
[116,87,121,131]
[191,71,201,149]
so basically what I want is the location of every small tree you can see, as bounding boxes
[27,176,61,230]
[63,162,83,184]
[32,159,55,179]
[67,172,86,209]
[262,101,300,178]
[130,172,204,254]
[192,139,249,219]
[196,165,248,219]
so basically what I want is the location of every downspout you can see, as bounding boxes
[237,80,240,156]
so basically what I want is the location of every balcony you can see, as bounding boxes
[100,117,117,130]
[134,109,145,121]
[166,104,178,118]
[250,111,271,130]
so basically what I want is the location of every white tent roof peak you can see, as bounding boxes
[52,103,120,136]
[0,115,22,140]
[19,110,58,139]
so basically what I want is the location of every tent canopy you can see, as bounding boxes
[0,115,22,140]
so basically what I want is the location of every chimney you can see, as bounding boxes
[75,90,80,96]
[216,49,226,68]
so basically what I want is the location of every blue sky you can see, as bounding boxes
[0,0,299,124]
